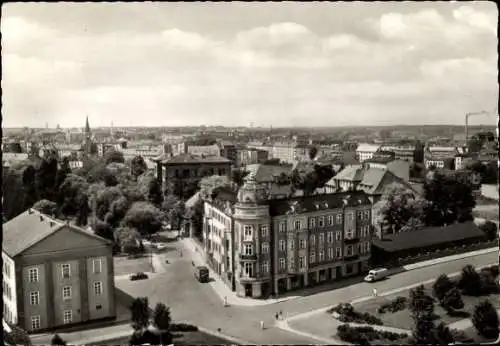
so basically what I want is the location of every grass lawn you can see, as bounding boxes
[87,331,237,346]
[114,254,153,276]
[353,282,500,331]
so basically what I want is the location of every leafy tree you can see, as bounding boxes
[433,322,454,345]
[59,174,89,217]
[162,195,185,230]
[409,285,437,345]
[409,285,435,318]
[148,178,163,206]
[85,161,109,183]
[76,193,90,226]
[458,265,482,296]
[199,175,234,200]
[472,300,500,339]
[105,149,125,164]
[55,157,71,204]
[479,221,498,241]
[153,302,172,345]
[374,184,426,234]
[131,155,148,180]
[130,297,150,331]
[105,196,130,228]
[92,218,114,242]
[4,325,32,346]
[115,227,141,254]
[51,334,67,346]
[123,201,164,235]
[32,199,58,216]
[185,198,204,240]
[231,168,249,187]
[94,186,124,219]
[21,164,39,211]
[309,146,318,160]
[441,287,464,313]
[36,153,59,201]
[423,171,476,227]
[433,274,456,302]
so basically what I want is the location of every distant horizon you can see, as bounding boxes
[2,2,497,128]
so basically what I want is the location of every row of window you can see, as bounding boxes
[3,261,12,278]
[243,225,269,239]
[242,261,270,278]
[29,282,103,305]
[28,259,103,283]
[3,281,13,300]
[278,211,367,232]
[209,209,231,228]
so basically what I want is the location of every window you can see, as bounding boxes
[347,212,354,222]
[243,262,253,277]
[31,316,41,330]
[94,281,103,295]
[345,229,354,239]
[261,242,269,254]
[289,239,295,250]
[279,258,286,270]
[299,239,306,249]
[96,304,102,310]
[93,259,102,274]
[336,214,343,224]
[62,264,71,279]
[260,261,269,274]
[364,211,370,220]
[309,218,316,228]
[279,222,286,232]
[244,225,253,240]
[365,241,370,253]
[309,252,316,263]
[260,225,268,237]
[299,257,305,269]
[244,244,253,255]
[327,231,333,243]
[29,268,39,283]
[328,248,334,259]
[30,291,39,305]
[319,233,325,244]
[319,250,325,261]
[294,220,301,230]
[336,231,341,241]
[318,217,325,227]
[63,286,72,300]
[310,235,316,245]
[345,245,354,256]
[279,240,286,251]
[328,215,334,225]
[336,247,342,258]
[63,310,73,324]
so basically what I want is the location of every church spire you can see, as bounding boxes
[85,115,91,135]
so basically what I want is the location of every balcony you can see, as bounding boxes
[343,254,360,262]
[344,237,360,244]
[239,253,257,261]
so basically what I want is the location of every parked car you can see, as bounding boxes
[364,268,389,282]
[194,266,209,283]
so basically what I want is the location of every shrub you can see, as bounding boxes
[479,221,498,241]
[378,296,407,314]
[336,324,407,344]
[458,265,482,296]
[130,272,149,281]
[433,274,456,301]
[479,271,500,295]
[170,323,198,332]
[441,287,464,313]
[332,303,383,325]
[450,329,474,343]
[51,334,67,346]
[472,300,500,339]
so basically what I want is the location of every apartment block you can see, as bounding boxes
[2,209,115,332]
[202,174,372,298]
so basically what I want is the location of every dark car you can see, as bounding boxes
[194,266,209,283]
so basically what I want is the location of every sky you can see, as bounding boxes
[2,2,498,128]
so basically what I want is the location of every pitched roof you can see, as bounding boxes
[245,164,293,182]
[185,191,200,208]
[162,154,231,164]
[2,209,111,257]
[332,165,364,182]
[373,222,485,253]
[356,143,381,153]
[268,191,371,216]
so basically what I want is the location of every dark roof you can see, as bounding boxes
[373,222,485,253]
[2,209,111,257]
[268,191,371,216]
[162,154,231,165]
[246,164,293,182]
[364,157,394,164]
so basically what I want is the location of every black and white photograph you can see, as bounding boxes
[1,2,499,345]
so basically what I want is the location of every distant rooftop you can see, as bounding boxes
[160,154,231,165]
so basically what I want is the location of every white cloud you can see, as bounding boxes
[1,16,56,52]
[453,6,497,34]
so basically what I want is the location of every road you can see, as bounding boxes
[111,240,497,345]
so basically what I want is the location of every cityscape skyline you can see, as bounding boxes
[2,2,498,128]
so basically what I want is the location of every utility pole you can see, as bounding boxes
[465,110,488,150]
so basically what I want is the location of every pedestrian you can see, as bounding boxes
[223,296,228,307]
[180,249,183,257]
[279,310,283,320]
[260,321,265,330]
[373,288,378,297]
[274,312,279,320]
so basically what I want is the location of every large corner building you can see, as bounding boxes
[202,174,373,298]
[2,209,116,332]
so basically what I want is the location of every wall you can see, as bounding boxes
[52,260,82,326]
[2,252,17,325]
[22,263,48,331]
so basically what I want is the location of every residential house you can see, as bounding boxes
[355,143,381,163]
[202,174,373,298]
[2,209,116,332]
[424,146,458,169]
[380,145,416,163]
[363,158,410,182]
[237,148,269,166]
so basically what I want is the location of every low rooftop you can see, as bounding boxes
[157,154,231,165]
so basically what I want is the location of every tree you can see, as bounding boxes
[148,178,163,206]
[433,274,456,302]
[59,174,89,217]
[433,322,455,345]
[92,218,114,242]
[199,175,234,200]
[153,303,172,345]
[105,196,130,228]
[409,285,435,318]
[21,164,39,211]
[115,227,141,254]
[131,156,148,180]
[36,154,59,201]
[76,193,90,226]
[105,149,125,164]
[441,287,464,313]
[231,168,249,187]
[458,265,482,296]
[409,285,437,345]
[123,201,164,235]
[130,297,150,331]
[55,157,71,204]
[309,146,318,160]
[479,221,498,241]
[32,199,58,216]
[4,325,32,346]
[374,184,426,234]
[162,195,185,230]
[472,300,500,339]
[51,334,67,346]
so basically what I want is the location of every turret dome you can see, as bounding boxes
[237,172,268,204]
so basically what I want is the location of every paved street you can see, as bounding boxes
[111,238,497,345]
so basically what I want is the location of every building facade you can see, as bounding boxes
[237,148,269,166]
[202,175,373,298]
[355,144,381,163]
[2,209,116,332]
